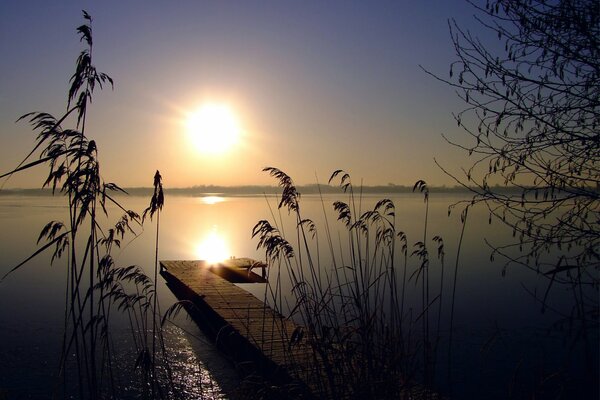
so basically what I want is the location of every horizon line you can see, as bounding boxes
[0,183,519,196]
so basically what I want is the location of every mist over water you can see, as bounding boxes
[0,193,596,399]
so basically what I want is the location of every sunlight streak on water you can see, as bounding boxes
[162,326,227,400]
[200,196,225,205]
[105,325,229,400]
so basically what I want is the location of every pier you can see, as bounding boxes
[160,259,322,397]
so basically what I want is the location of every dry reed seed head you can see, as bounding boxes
[350,218,368,235]
[374,198,395,218]
[252,220,295,260]
[143,171,165,221]
[432,236,445,260]
[263,167,301,212]
[153,169,162,188]
[37,220,66,244]
[333,201,352,226]
[328,168,351,185]
[280,185,300,213]
[298,218,317,239]
[412,180,429,202]
[251,219,275,238]
[76,24,93,46]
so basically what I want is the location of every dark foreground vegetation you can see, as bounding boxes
[425,0,599,300]
[1,1,597,399]
[0,12,173,399]
[251,167,464,399]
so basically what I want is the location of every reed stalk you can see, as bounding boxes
[253,167,451,398]
[0,12,178,399]
[447,205,468,393]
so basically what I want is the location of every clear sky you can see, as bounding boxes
[0,0,479,188]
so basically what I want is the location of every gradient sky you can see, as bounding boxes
[0,0,480,188]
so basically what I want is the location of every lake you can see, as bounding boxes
[0,191,596,399]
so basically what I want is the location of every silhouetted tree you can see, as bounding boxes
[428,1,598,292]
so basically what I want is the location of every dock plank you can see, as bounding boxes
[160,259,320,397]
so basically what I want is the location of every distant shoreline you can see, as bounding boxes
[0,184,525,197]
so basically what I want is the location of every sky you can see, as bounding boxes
[0,0,481,188]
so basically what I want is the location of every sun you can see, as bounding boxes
[186,104,240,154]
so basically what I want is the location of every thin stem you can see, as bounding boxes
[448,206,469,393]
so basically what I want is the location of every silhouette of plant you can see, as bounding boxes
[430,0,599,281]
[0,12,175,399]
[423,0,598,393]
[253,167,449,399]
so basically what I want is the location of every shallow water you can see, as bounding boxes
[0,192,596,399]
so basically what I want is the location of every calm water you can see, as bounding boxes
[0,192,596,399]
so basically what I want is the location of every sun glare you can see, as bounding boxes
[195,230,230,264]
[186,104,240,154]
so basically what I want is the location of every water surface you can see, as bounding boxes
[0,192,596,399]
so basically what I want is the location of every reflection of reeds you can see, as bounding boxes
[0,12,176,399]
[253,167,453,398]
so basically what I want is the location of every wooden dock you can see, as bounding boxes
[160,259,323,397]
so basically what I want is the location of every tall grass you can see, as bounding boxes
[0,12,176,399]
[252,167,465,399]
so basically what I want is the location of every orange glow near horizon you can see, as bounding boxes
[186,103,240,155]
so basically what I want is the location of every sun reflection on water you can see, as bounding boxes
[200,196,225,205]
[195,228,230,264]
[162,325,228,399]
